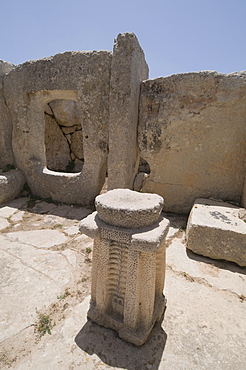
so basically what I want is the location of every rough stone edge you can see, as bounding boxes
[0,170,25,204]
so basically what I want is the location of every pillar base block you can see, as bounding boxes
[87,295,166,346]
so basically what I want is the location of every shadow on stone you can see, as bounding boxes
[162,212,188,229]
[75,317,167,370]
[186,248,246,276]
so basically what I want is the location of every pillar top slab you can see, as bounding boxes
[95,189,164,229]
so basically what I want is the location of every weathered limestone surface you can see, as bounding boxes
[70,129,84,160]
[44,100,84,171]
[45,114,71,171]
[79,189,169,346]
[48,99,80,127]
[0,169,25,204]
[108,33,149,190]
[0,60,15,168]
[139,71,246,213]
[95,188,164,229]
[242,177,246,208]
[0,62,25,204]
[1,196,246,369]
[186,198,246,266]
[4,51,112,204]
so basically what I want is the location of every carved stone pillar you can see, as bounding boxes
[79,189,169,346]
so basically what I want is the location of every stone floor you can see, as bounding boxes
[0,196,245,370]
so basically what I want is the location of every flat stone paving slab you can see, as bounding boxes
[186,198,246,266]
[0,198,245,369]
[6,229,68,249]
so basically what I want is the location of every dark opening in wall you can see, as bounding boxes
[138,157,150,174]
[44,99,84,173]
[133,157,151,192]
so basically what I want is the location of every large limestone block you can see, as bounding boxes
[139,71,246,213]
[4,51,112,204]
[45,114,71,171]
[186,198,246,266]
[49,99,80,127]
[70,129,84,159]
[0,169,25,204]
[108,33,149,190]
[0,60,15,168]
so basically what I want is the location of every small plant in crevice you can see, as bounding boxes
[57,288,71,300]
[86,247,92,254]
[239,294,245,302]
[27,195,40,209]
[20,182,32,197]
[35,311,55,337]
[2,164,16,173]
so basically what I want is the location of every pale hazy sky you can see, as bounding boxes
[1,0,245,78]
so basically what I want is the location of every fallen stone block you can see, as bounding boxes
[186,198,246,266]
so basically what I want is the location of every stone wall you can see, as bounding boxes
[1,33,246,212]
[138,71,246,213]
[4,51,112,205]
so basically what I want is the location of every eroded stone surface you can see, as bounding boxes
[45,114,71,171]
[95,189,164,229]
[0,60,14,168]
[70,129,84,160]
[139,71,246,213]
[186,198,246,266]
[32,201,57,214]
[80,189,169,346]
[0,218,9,231]
[49,99,80,127]
[0,169,25,204]
[0,196,245,369]
[108,33,149,190]
[6,229,67,249]
[0,237,74,342]
[4,51,112,205]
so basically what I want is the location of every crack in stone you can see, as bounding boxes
[0,247,57,283]
[165,230,185,248]
[3,232,66,251]
[166,264,243,301]
[0,324,35,346]
[47,102,75,160]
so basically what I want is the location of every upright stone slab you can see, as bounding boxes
[0,60,14,168]
[79,189,170,346]
[0,61,25,204]
[186,198,246,266]
[108,33,149,190]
